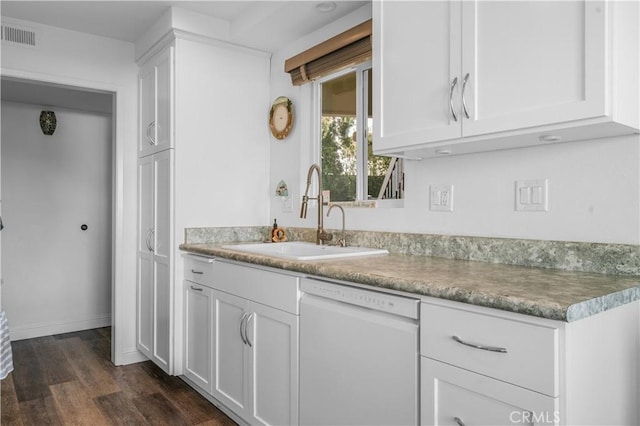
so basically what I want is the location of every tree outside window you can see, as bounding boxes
[320,66,398,202]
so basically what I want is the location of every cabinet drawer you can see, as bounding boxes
[215,261,299,314]
[183,255,216,286]
[421,357,559,426]
[421,302,559,397]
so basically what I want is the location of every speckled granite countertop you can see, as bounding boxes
[179,242,640,322]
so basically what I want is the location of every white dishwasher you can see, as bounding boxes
[299,277,420,426]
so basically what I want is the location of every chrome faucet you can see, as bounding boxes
[300,164,332,245]
[327,204,346,247]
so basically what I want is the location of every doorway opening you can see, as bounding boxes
[0,76,116,361]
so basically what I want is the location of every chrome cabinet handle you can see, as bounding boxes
[190,285,203,292]
[190,269,204,275]
[452,335,507,353]
[146,121,156,145]
[461,73,470,119]
[148,229,155,252]
[240,312,249,345]
[449,77,458,122]
[454,417,466,426]
[145,229,153,251]
[245,313,254,348]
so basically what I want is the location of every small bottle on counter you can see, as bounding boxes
[271,219,287,242]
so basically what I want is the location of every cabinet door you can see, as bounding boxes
[184,282,212,393]
[154,47,173,152]
[461,0,606,136]
[151,149,172,373]
[422,358,559,425]
[138,46,173,156]
[247,302,299,426]
[373,0,462,152]
[136,150,173,374]
[212,290,250,417]
[139,63,156,155]
[136,155,154,359]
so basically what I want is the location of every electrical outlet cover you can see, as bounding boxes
[430,184,454,212]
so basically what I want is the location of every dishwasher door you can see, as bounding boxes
[299,278,419,426]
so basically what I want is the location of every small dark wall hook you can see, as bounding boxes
[81,224,88,231]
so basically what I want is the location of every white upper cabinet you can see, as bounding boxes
[138,45,173,156]
[373,1,461,148]
[373,0,639,157]
[461,1,605,136]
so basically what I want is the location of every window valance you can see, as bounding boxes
[284,19,372,86]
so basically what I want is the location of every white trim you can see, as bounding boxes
[1,66,129,365]
[1,68,118,94]
[138,29,271,66]
[173,29,270,58]
[116,346,148,365]
[9,314,112,341]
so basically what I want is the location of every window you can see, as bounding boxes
[317,63,403,202]
[285,19,403,203]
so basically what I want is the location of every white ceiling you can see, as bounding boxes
[0,1,368,111]
[0,1,369,52]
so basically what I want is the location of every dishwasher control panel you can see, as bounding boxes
[301,278,419,319]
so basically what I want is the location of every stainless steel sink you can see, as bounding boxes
[221,241,388,261]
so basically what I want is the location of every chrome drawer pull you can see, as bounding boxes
[454,417,466,426]
[190,269,204,275]
[190,286,203,291]
[452,335,507,353]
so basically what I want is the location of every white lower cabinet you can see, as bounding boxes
[182,255,299,426]
[180,254,639,426]
[420,299,640,426]
[422,358,559,425]
[184,281,213,393]
[212,290,298,426]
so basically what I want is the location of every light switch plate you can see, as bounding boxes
[515,179,548,211]
[281,197,292,213]
[430,184,454,212]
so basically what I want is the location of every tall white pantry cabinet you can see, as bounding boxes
[137,44,175,374]
[136,32,271,375]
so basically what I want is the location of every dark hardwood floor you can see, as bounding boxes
[1,327,236,425]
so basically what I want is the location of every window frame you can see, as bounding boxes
[313,60,373,202]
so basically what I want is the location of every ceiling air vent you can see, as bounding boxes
[1,24,37,48]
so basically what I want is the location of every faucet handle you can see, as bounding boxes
[318,230,333,243]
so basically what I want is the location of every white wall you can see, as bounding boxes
[173,36,271,230]
[1,101,112,339]
[1,17,142,364]
[268,4,640,245]
[169,35,271,373]
[268,5,373,231]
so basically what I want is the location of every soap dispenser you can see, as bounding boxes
[271,219,287,242]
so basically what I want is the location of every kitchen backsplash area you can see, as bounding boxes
[184,226,640,276]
